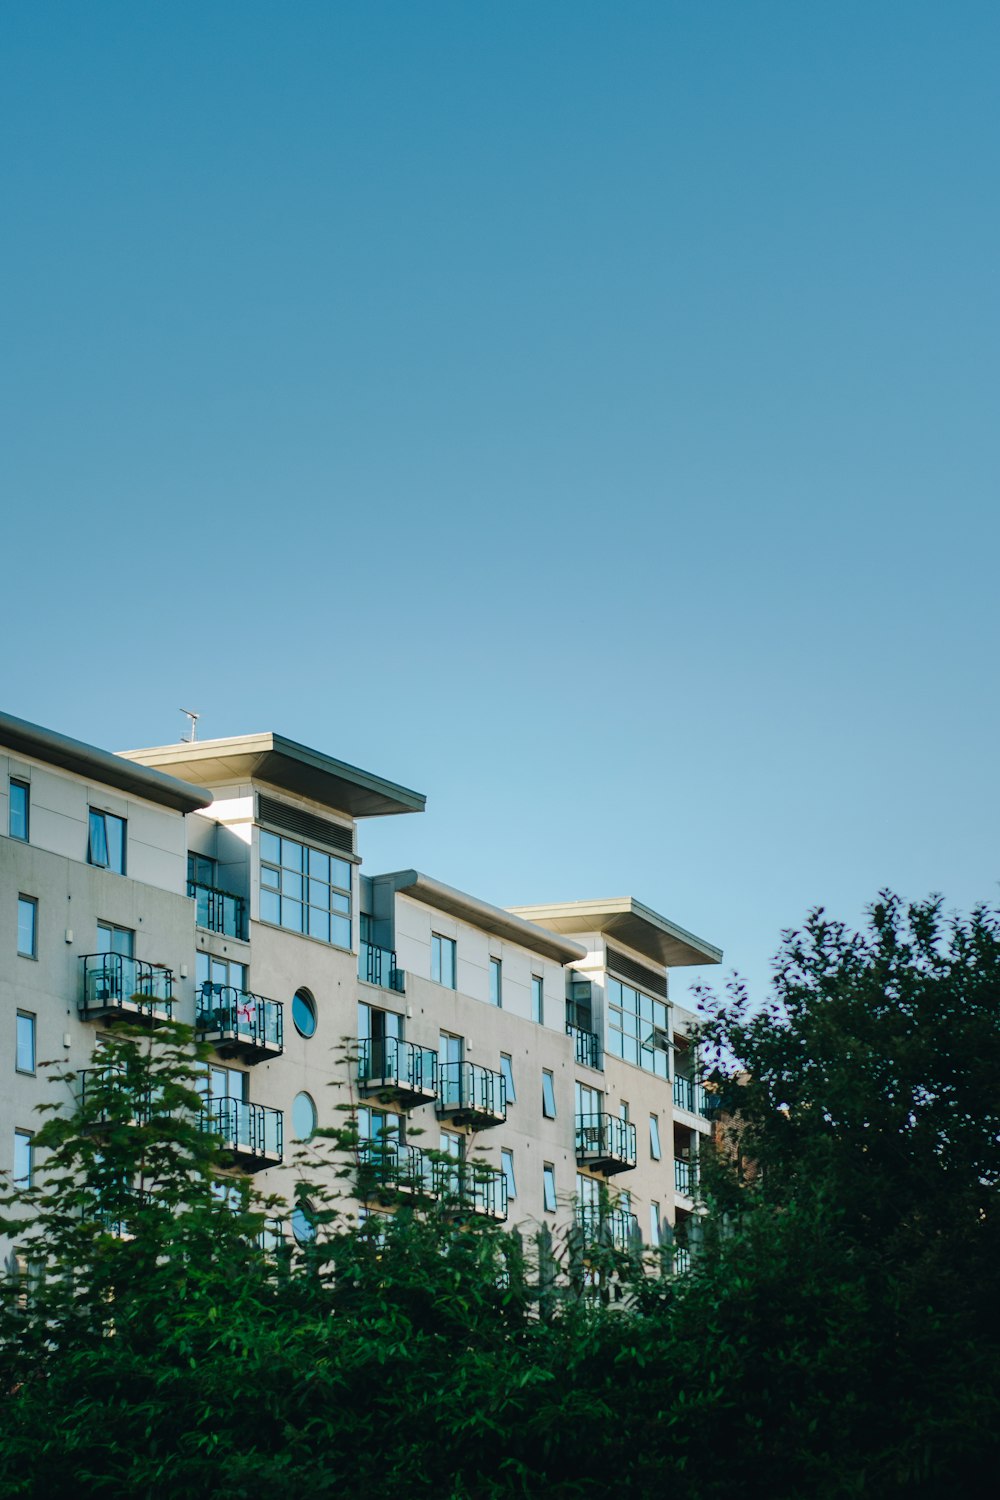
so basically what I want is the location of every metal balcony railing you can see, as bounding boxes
[674,1158,698,1196]
[79,954,174,1023]
[575,1113,637,1174]
[436,1061,506,1127]
[188,881,247,940]
[359,940,405,992]
[575,1206,640,1253]
[77,1066,152,1127]
[358,1139,435,1197]
[567,1023,602,1070]
[673,1076,708,1116]
[201,1097,283,1168]
[357,1036,438,1107]
[433,1160,508,1221]
[673,1246,692,1274]
[195,984,284,1060]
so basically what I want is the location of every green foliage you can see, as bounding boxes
[1,895,998,1496]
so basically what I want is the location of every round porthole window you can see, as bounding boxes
[291,1200,316,1245]
[292,1091,317,1141]
[292,988,317,1038]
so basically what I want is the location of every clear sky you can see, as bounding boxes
[3,2,998,1008]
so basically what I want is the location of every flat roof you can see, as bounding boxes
[376,870,588,965]
[120,732,426,820]
[0,710,213,815]
[506,897,723,969]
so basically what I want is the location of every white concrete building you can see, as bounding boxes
[2,709,721,1264]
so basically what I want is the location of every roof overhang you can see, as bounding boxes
[378,871,587,965]
[506,898,722,969]
[119,733,426,820]
[0,710,212,815]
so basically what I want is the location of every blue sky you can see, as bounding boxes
[3,2,998,1007]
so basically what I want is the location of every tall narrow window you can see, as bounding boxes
[97,921,134,957]
[16,1013,35,1074]
[13,1131,33,1188]
[489,957,502,1007]
[501,1148,517,1200]
[9,781,28,842]
[649,1113,661,1161]
[88,810,126,874]
[543,1164,557,1213]
[500,1053,516,1103]
[17,897,36,958]
[649,1201,661,1247]
[541,1070,557,1119]
[531,975,544,1024]
[431,934,456,989]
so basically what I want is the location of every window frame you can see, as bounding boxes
[431,933,457,989]
[17,896,37,959]
[88,808,127,875]
[649,1112,662,1161]
[16,1012,36,1075]
[541,1069,557,1119]
[649,1200,661,1247]
[500,1147,517,1201]
[258,830,352,948]
[8,780,29,842]
[531,974,544,1024]
[13,1130,33,1189]
[489,956,502,1007]
[542,1163,557,1213]
[500,1052,516,1103]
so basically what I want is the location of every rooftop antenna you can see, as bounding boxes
[180,708,200,743]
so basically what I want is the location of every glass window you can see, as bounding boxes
[541,1070,557,1119]
[97,922,134,957]
[291,1199,316,1245]
[16,1013,35,1074]
[577,1171,599,1211]
[88,810,126,874]
[431,934,456,989]
[531,975,544,1024]
[501,1147,517,1200]
[649,1201,661,1247]
[489,956,502,1007]
[606,975,670,1079]
[258,830,351,947]
[292,988,317,1038]
[9,781,28,842]
[543,1164,557,1213]
[500,1053,516,1103]
[17,897,36,958]
[292,1092,317,1141]
[13,1131,32,1188]
[649,1113,661,1161]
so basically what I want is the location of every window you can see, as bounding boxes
[291,1199,316,1245]
[13,1131,33,1188]
[359,1106,401,1146]
[292,1092,317,1141]
[531,975,544,1024]
[259,830,351,947]
[9,781,28,842]
[620,1101,630,1125]
[16,1013,35,1074]
[292,988,317,1038]
[204,1064,248,1102]
[543,1163,557,1213]
[541,1070,557,1119]
[431,934,456,988]
[501,1148,517,1200]
[606,975,670,1078]
[88,809,126,874]
[17,897,36,958]
[97,921,134,957]
[649,1201,661,1247]
[500,1053,516,1103]
[489,956,502,1007]
[187,852,216,886]
[577,1172,599,1212]
[576,1081,602,1120]
[649,1113,661,1161]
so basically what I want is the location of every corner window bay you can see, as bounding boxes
[259,830,351,947]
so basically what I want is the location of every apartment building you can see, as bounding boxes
[2,708,721,1264]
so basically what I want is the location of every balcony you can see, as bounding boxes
[435,1160,508,1221]
[674,1158,698,1196]
[359,940,405,993]
[77,1067,150,1129]
[673,1076,708,1117]
[256,1217,286,1254]
[188,881,247,941]
[357,1139,435,1201]
[567,1023,602,1070]
[202,1097,283,1171]
[576,1206,640,1254]
[436,1061,506,1129]
[673,1246,692,1274]
[79,954,174,1025]
[575,1113,637,1176]
[357,1037,438,1109]
[196,984,284,1063]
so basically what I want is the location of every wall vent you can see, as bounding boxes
[605,948,668,999]
[257,793,354,855]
